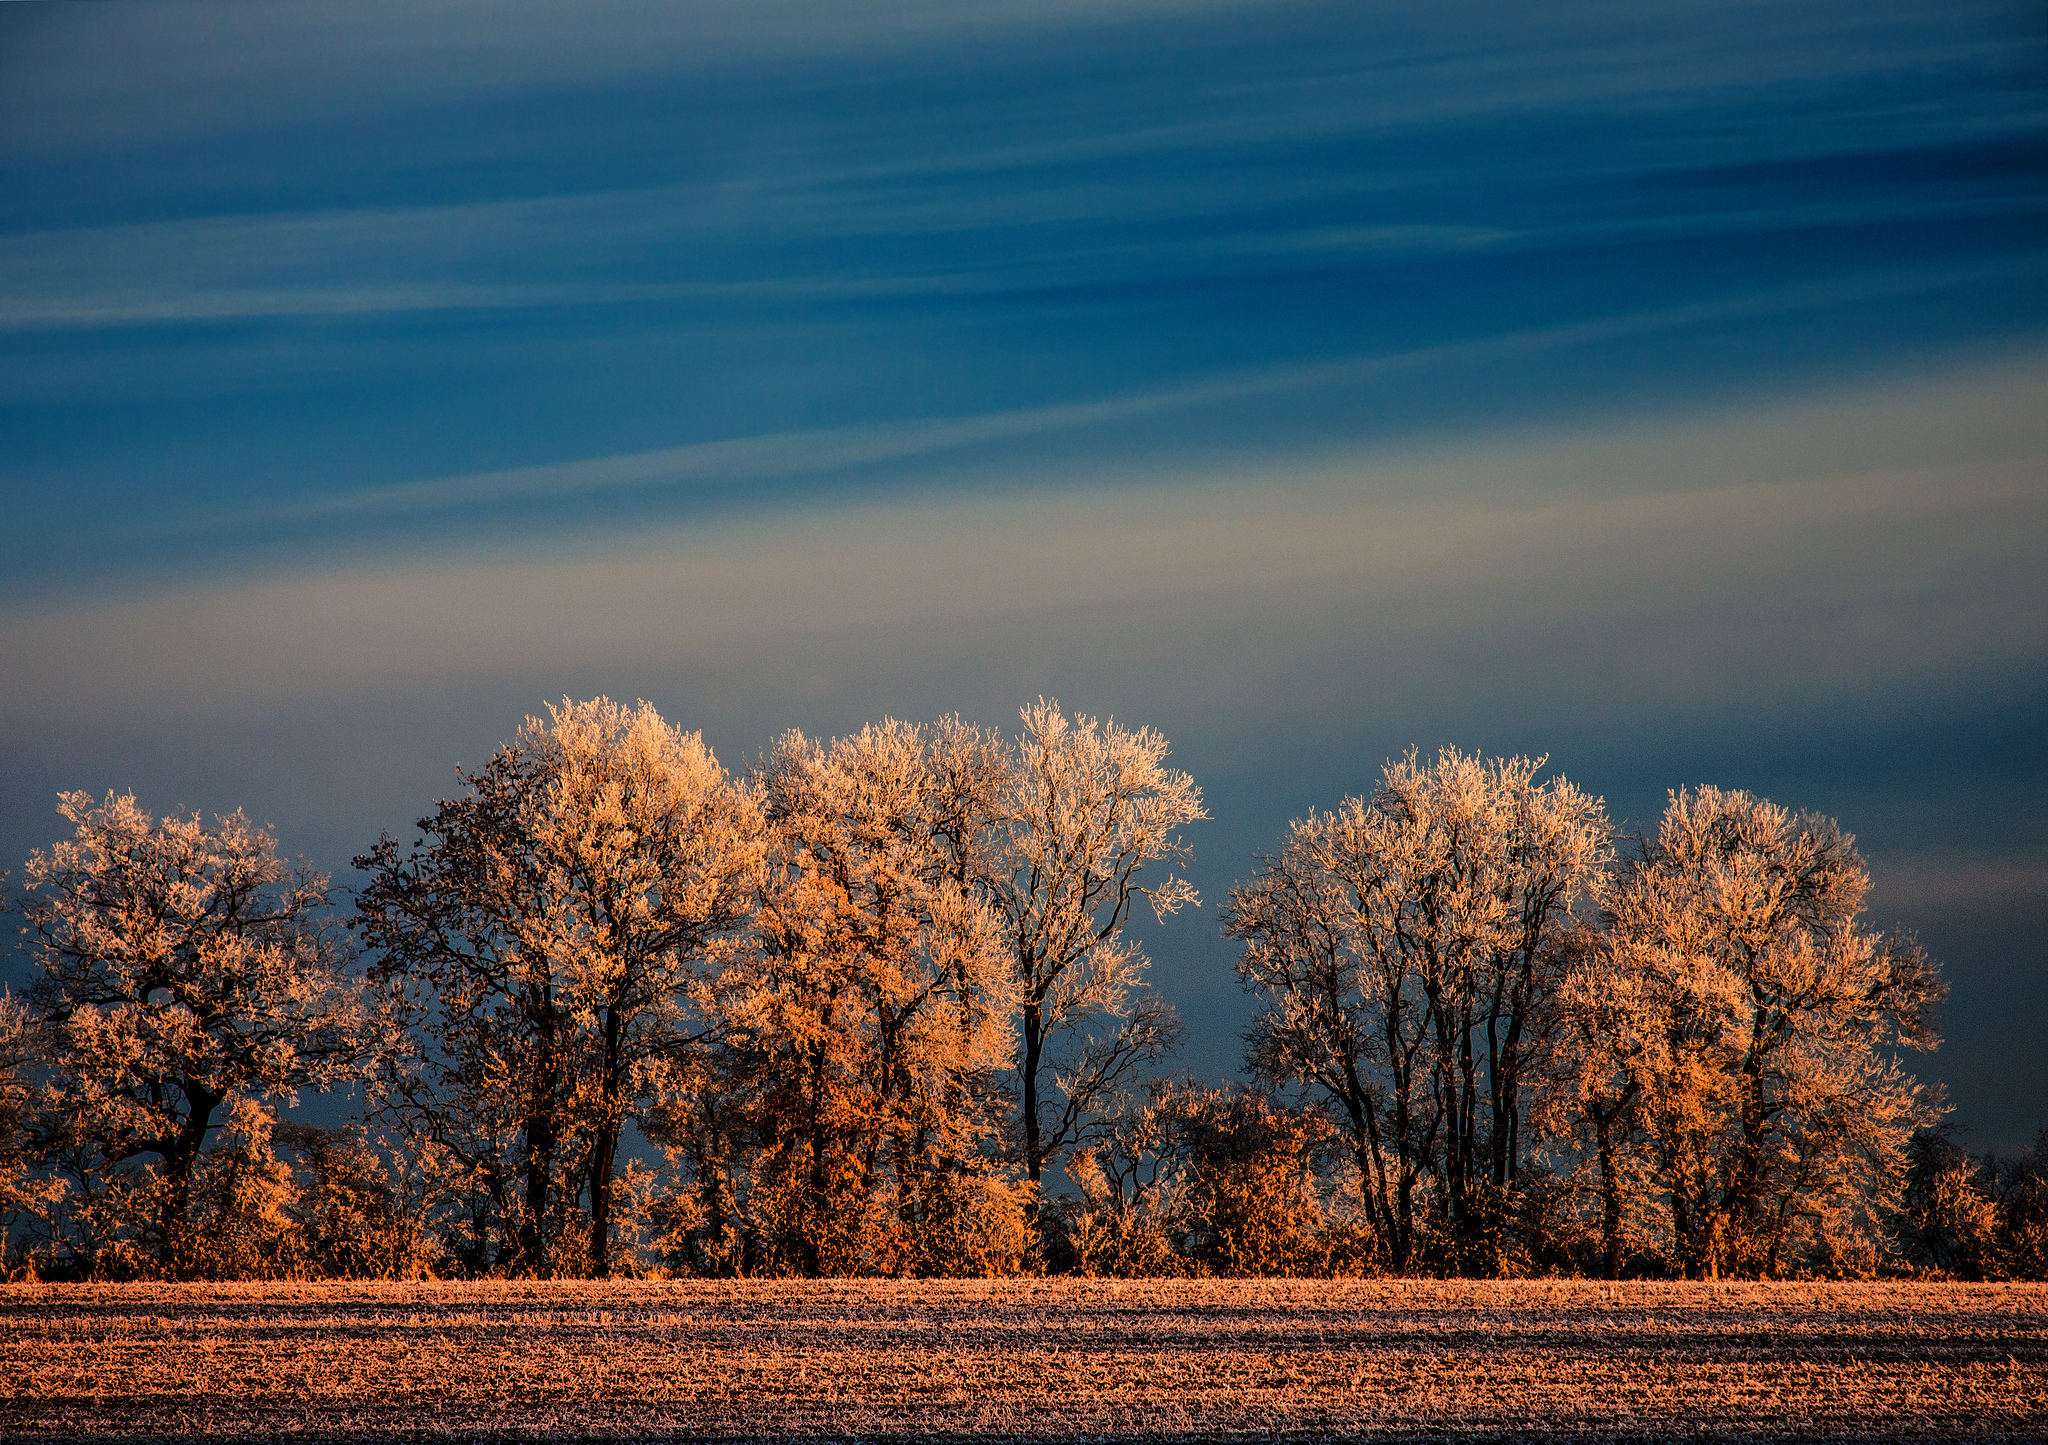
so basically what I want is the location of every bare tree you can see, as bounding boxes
[1607,787,1945,1278]
[981,700,1204,1226]
[355,698,762,1276]
[1226,749,1609,1271]
[19,792,373,1274]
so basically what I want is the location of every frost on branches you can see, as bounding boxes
[652,720,1025,1277]
[1227,761,1949,1280]
[349,698,1208,1277]
[1225,748,1611,1274]
[1597,786,1945,1279]
[18,792,374,1275]
[992,701,1206,1221]
[354,698,763,1278]
[3,708,1991,1281]
[648,702,1205,1275]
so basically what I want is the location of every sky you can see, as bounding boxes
[2,0,2045,1152]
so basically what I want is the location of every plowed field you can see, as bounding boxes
[6,1278,2045,1441]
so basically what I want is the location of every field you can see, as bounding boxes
[6,1279,2046,1443]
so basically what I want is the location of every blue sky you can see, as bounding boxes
[3,0,2045,1150]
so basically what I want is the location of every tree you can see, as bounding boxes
[355,739,561,1274]
[182,1097,305,1280]
[355,698,762,1276]
[1986,1132,2048,1279]
[1897,1126,1997,1279]
[1060,1082,1190,1277]
[534,699,764,1275]
[1161,1083,1335,1277]
[278,1122,438,1279]
[0,991,64,1275]
[1606,786,1944,1278]
[981,701,1204,1226]
[1546,926,1656,1279]
[18,791,373,1274]
[1225,748,1609,1272]
[685,721,1019,1276]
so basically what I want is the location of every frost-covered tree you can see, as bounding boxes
[673,721,1023,1275]
[278,1122,439,1279]
[18,792,373,1274]
[1060,1082,1190,1277]
[1607,787,1944,1277]
[1225,749,1609,1271]
[355,698,762,1276]
[1897,1126,1998,1279]
[355,740,559,1273]
[1546,927,1658,1279]
[183,1097,305,1279]
[533,699,764,1274]
[0,990,64,1272]
[984,701,1204,1222]
[1160,1083,1335,1277]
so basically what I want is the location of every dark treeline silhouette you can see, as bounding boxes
[3,698,2038,1281]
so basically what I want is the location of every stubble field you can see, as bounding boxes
[5,1278,2045,1443]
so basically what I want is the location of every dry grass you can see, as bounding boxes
[5,1278,2044,1442]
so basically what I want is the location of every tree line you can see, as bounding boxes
[2,698,2039,1281]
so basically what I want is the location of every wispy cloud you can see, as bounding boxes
[4,0,2024,162]
[4,155,2038,330]
[91,262,2032,546]
[6,0,2039,340]
[8,351,2041,727]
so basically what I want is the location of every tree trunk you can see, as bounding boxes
[520,1023,559,1277]
[160,1086,221,1276]
[518,988,561,1276]
[587,1117,618,1278]
[1596,1112,1622,1280]
[1341,1060,1391,1259]
[1487,1005,1510,1189]
[587,1007,626,1278]
[520,1108,555,1276]
[1490,964,1532,1191]
[1020,997,1045,1231]
[1388,1043,1417,1274]
[804,1030,831,1277]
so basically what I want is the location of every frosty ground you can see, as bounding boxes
[6,1278,2044,1442]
